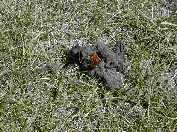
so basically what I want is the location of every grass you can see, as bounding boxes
[0,0,177,131]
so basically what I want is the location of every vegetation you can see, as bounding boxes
[0,0,177,131]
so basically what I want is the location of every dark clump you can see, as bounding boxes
[68,40,125,89]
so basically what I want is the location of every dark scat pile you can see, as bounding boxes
[69,40,125,88]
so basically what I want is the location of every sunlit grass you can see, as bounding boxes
[0,0,177,131]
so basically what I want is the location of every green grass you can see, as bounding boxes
[0,0,177,131]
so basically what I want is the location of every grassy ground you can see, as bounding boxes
[0,0,177,131]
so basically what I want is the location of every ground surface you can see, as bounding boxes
[0,0,177,131]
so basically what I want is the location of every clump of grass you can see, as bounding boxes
[0,0,177,131]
